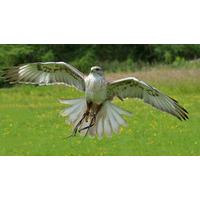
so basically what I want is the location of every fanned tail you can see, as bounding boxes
[59,98,132,139]
[94,101,132,139]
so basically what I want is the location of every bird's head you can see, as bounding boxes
[90,66,104,76]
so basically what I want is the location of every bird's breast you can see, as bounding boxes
[85,74,107,104]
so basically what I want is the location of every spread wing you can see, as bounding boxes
[107,77,188,120]
[4,62,85,91]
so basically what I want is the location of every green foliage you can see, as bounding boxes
[100,58,137,72]
[71,49,97,73]
[164,51,173,64]
[41,50,56,62]
[172,56,186,67]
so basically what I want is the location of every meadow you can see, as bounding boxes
[0,67,199,155]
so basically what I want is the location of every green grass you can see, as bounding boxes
[0,68,200,155]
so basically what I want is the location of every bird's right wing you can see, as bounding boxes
[4,62,85,91]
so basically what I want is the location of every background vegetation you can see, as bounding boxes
[1,44,200,86]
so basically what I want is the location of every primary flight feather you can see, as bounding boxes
[5,62,188,138]
[6,62,85,90]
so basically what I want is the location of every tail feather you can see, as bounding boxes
[59,98,82,105]
[109,106,127,126]
[59,98,132,139]
[112,104,132,116]
[104,115,112,137]
[107,109,120,133]
[96,117,104,138]
[60,103,81,117]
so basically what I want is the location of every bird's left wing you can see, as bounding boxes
[4,62,85,91]
[107,77,188,120]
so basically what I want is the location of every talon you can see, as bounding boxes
[78,122,95,132]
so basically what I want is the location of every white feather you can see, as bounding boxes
[60,103,81,117]
[69,103,86,124]
[97,117,104,139]
[109,105,126,126]
[59,98,85,105]
[111,103,132,116]
[104,115,112,137]
[107,108,119,133]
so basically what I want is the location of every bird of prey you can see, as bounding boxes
[5,62,188,139]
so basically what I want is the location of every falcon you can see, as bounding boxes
[5,62,189,139]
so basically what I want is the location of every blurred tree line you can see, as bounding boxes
[1,44,200,85]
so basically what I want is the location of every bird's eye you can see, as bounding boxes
[96,68,100,71]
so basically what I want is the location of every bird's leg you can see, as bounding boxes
[73,112,89,134]
[67,102,92,139]
[79,104,103,138]
[82,114,96,139]
[78,114,96,133]
[96,103,103,114]
[84,101,92,122]
[67,113,87,138]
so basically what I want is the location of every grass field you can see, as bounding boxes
[0,68,200,155]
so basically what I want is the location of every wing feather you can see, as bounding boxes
[107,77,188,120]
[4,62,85,91]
